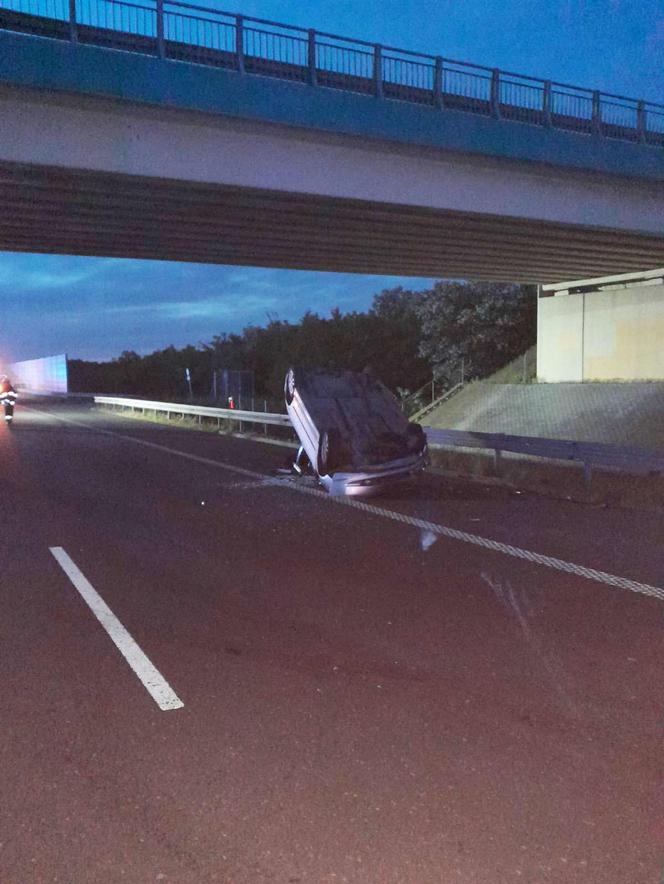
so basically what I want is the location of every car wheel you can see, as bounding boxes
[407,422,426,454]
[317,428,340,475]
[285,367,296,405]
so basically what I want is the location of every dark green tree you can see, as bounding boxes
[416,282,536,386]
[67,281,536,403]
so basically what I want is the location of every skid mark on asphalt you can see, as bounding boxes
[284,480,664,601]
[40,412,664,603]
[480,571,578,715]
[50,546,184,711]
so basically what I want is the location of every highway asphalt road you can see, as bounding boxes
[1,402,662,883]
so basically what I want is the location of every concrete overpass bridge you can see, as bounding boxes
[0,0,663,282]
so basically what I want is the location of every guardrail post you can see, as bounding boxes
[235,15,245,74]
[373,44,383,98]
[434,56,444,109]
[490,68,501,118]
[582,462,592,495]
[636,100,646,142]
[68,0,78,43]
[156,0,165,59]
[542,80,552,126]
[591,90,601,134]
[308,29,317,86]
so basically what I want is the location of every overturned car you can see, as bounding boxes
[284,367,427,496]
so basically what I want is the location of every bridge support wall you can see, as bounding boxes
[537,271,664,381]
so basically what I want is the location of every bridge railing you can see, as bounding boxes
[1,0,662,147]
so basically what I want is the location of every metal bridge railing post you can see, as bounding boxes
[373,44,383,98]
[636,100,646,143]
[68,0,78,43]
[592,90,601,134]
[236,15,245,74]
[490,68,501,118]
[542,80,552,127]
[434,56,444,109]
[493,447,502,476]
[308,29,317,86]
[156,0,165,59]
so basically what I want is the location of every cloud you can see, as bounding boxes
[0,254,119,293]
[104,293,280,320]
[1,252,433,362]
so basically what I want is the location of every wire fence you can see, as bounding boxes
[0,0,662,145]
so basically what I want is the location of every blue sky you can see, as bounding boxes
[3,0,662,363]
[2,253,432,362]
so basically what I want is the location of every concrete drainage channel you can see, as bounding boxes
[94,397,664,513]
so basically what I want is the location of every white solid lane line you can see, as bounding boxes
[49,546,184,711]
[38,410,664,603]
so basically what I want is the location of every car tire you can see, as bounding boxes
[407,422,426,454]
[317,428,341,475]
[284,367,296,405]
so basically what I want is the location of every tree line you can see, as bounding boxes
[68,281,536,405]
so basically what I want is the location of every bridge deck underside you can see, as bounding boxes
[1,162,663,282]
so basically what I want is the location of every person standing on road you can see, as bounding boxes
[0,375,18,425]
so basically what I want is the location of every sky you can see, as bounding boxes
[3,0,662,364]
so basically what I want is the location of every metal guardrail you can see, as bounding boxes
[97,395,663,485]
[0,0,662,146]
[94,395,292,427]
[424,426,664,483]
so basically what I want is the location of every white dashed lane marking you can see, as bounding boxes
[50,546,184,711]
